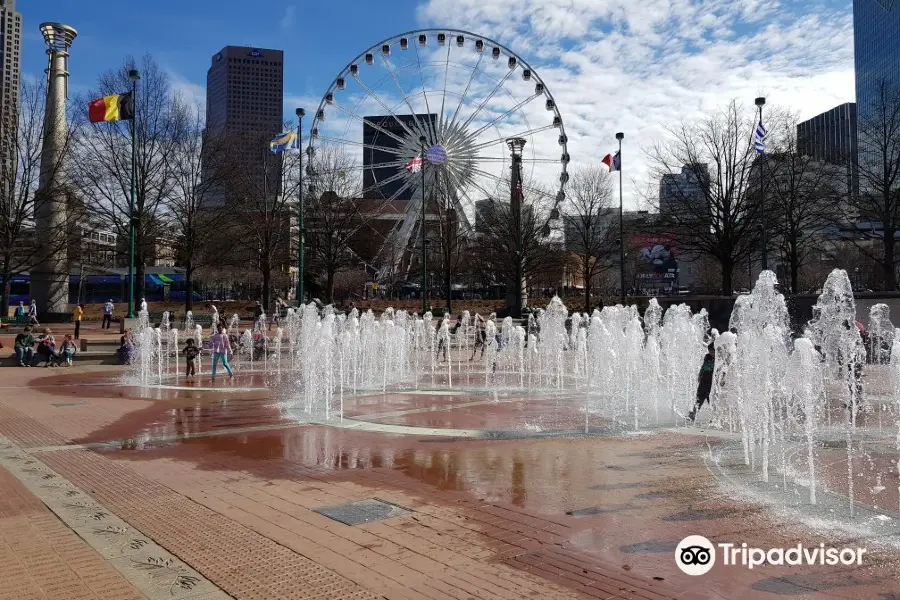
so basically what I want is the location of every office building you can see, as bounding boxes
[0,0,21,165]
[205,46,284,201]
[854,0,900,182]
[363,114,435,201]
[658,163,709,220]
[796,103,858,201]
[854,0,900,124]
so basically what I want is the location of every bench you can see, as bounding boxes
[0,315,28,328]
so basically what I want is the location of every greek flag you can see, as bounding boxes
[754,120,767,154]
[269,130,296,153]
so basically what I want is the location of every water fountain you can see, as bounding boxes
[119,270,900,527]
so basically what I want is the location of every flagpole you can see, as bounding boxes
[419,136,427,314]
[296,108,305,308]
[127,69,140,319]
[616,132,625,305]
[756,96,767,272]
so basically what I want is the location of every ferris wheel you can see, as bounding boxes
[305,29,570,280]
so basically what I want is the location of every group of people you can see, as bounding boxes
[13,300,39,326]
[180,325,235,380]
[14,326,77,367]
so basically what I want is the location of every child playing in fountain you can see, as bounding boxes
[209,325,234,379]
[183,338,199,379]
[688,350,716,422]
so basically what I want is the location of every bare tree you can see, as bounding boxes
[165,101,231,310]
[564,166,618,312]
[847,80,900,290]
[426,174,473,314]
[0,77,81,315]
[224,134,298,309]
[72,55,180,306]
[646,100,766,295]
[304,145,369,303]
[476,179,563,314]
[766,119,844,293]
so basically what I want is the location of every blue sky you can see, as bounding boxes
[21,0,424,104]
[20,0,858,206]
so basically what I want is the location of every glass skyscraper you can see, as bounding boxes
[854,0,900,143]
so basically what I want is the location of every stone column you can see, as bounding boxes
[32,23,77,317]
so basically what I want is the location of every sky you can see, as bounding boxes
[20,0,857,207]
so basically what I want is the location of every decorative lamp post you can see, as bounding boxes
[127,68,140,318]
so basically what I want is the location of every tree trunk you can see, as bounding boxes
[325,268,335,304]
[185,262,193,312]
[720,257,734,297]
[790,243,800,296]
[883,232,897,290]
[583,257,591,314]
[444,268,452,314]
[1,258,11,317]
[261,265,271,311]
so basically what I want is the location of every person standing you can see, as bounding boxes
[140,297,148,313]
[28,299,38,325]
[183,338,199,379]
[688,351,716,422]
[209,325,234,379]
[72,303,84,340]
[102,300,114,329]
[14,301,24,318]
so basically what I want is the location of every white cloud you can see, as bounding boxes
[280,6,296,30]
[168,71,206,109]
[415,0,855,208]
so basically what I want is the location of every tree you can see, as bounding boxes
[0,77,81,315]
[848,80,900,290]
[224,134,299,309]
[166,101,231,310]
[647,100,766,295]
[476,179,563,314]
[426,174,473,314]
[304,145,369,303]
[564,166,618,312]
[765,119,844,294]
[72,55,180,307]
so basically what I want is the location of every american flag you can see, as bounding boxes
[405,156,422,173]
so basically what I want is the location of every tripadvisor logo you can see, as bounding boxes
[675,535,867,576]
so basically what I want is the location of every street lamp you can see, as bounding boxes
[755,96,767,272]
[507,137,526,318]
[296,107,305,307]
[616,132,624,305]
[419,135,428,314]
[127,68,140,318]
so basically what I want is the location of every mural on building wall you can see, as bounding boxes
[632,233,679,283]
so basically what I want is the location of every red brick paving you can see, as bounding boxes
[3,367,900,599]
[0,465,143,600]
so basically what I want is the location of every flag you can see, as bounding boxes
[754,120,767,154]
[269,130,296,153]
[88,92,134,123]
[405,156,422,173]
[601,150,621,172]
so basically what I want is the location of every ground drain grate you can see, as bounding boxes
[51,402,87,407]
[314,498,412,526]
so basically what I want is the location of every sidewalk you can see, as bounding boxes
[0,464,143,600]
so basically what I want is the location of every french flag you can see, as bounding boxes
[602,151,621,172]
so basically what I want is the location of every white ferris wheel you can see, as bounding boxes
[305,29,570,280]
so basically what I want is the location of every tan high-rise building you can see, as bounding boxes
[204,46,284,204]
[0,0,22,163]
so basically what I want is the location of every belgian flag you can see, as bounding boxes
[88,92,134,123]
